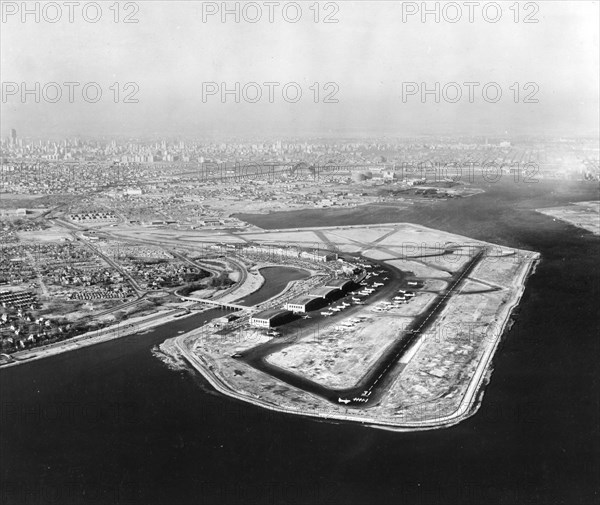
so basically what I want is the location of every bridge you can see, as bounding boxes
[177,294,246,311]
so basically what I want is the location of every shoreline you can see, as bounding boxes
[535,202,600,236]
[169,252,540,432]
[3,220,541,431]
[0,306,205,369]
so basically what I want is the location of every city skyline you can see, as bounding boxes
[1,4,599,503]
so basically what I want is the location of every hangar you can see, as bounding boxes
[308,286,340,299]
[250,308,294,328]
[285,295,322,313]
[324,278,354,291]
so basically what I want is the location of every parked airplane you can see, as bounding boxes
[338,397,351,404]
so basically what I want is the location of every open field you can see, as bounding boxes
[266,315,411,389]
[16,228,72,242]
[536,201,600,235]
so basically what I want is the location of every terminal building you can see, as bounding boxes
[250,308,294,328]
[300,249,338,263]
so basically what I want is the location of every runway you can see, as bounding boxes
[240,248,485,408]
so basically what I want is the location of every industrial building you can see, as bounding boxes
[250,308,294,328]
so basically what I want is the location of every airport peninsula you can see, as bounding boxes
[158,222,540,431]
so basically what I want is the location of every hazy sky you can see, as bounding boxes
[1,1,598,139]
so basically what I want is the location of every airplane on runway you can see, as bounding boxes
[338,398,351,404]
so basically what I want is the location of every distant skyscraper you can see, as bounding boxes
[10,129,17,145]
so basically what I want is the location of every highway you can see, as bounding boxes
[241,247,485,408]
